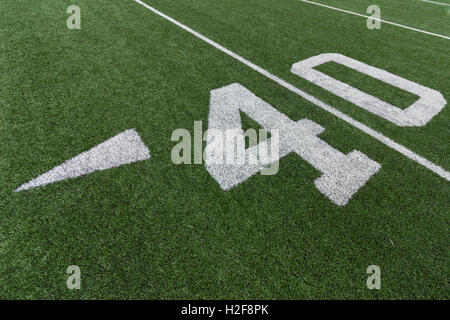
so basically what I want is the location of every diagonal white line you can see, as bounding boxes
[133,0,450,181]
[421,0,450,6]
[300,0,450,40]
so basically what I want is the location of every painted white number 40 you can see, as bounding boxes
[205,53,446,206]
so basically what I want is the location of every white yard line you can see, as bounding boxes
[133,0,450,181]
[420,0,450,7]
[300,0,450,40]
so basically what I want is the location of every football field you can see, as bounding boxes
[1,0,449,299]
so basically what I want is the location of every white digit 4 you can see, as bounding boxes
[205,83,381,206]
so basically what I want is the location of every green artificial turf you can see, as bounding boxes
[308,0,450,36]
[1,0,449,299]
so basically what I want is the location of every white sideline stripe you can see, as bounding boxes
[300,0,450,40]
[134,0,450,181]
[421,0,450,6]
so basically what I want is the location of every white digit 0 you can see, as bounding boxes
[291,53,446,127]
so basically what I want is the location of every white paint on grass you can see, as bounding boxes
[300,0,450,40]
[206,84,381,206]
[15,129,150,192]
[420,0,450,7]
[133,0,450,182]
[291,53,447,127]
